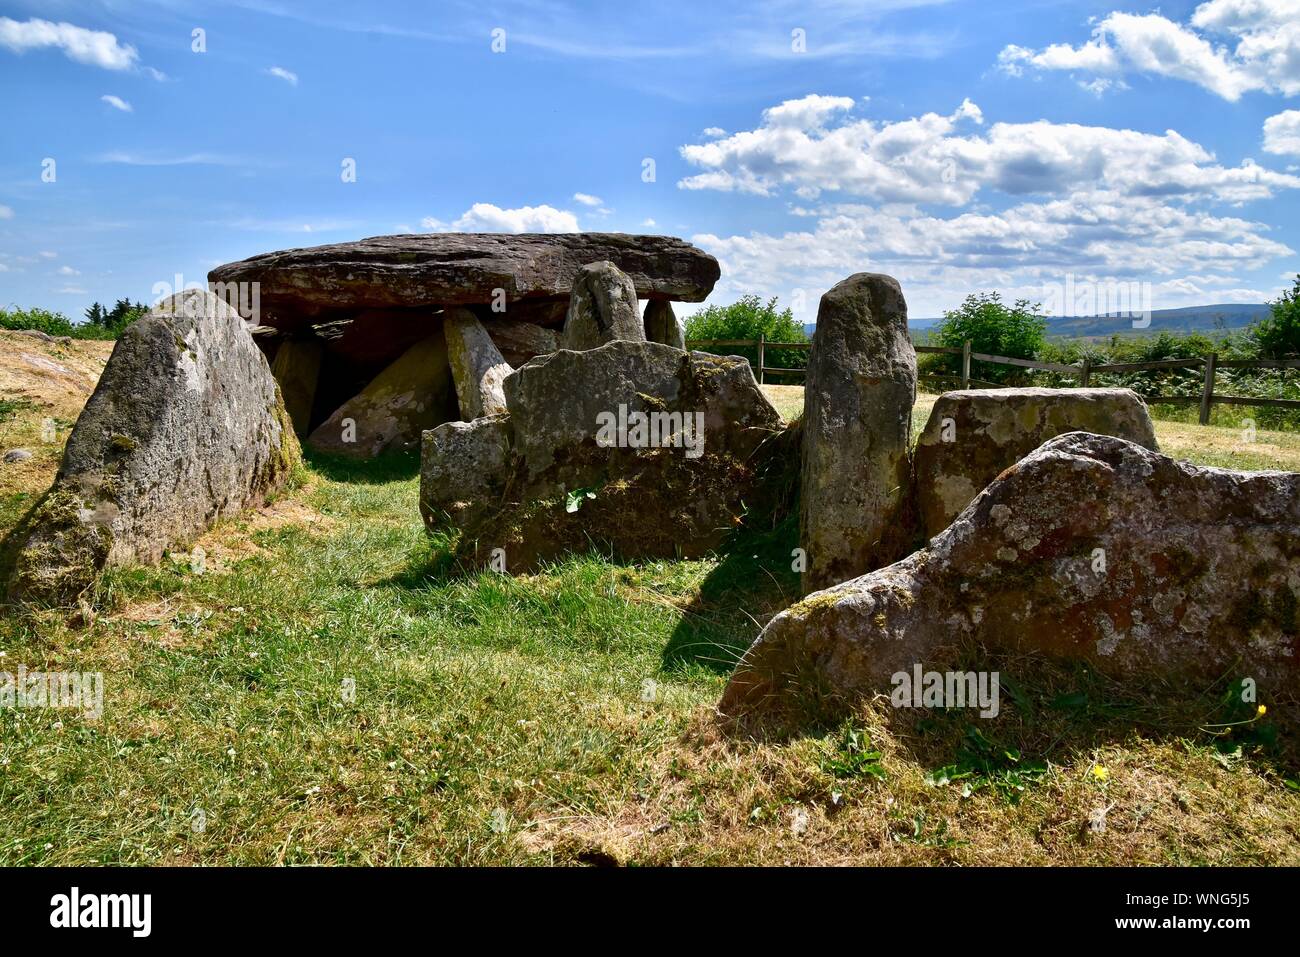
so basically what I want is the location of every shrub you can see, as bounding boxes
[1252,275,1300,359]
[683,295,807,377]
[925,292,1047,384]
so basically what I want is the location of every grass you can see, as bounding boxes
[0,384,1296,865]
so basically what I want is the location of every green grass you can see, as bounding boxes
[0,395,1297,865]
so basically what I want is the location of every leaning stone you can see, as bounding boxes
[720,432,1300,724]
[444,308,511,420]
[6,290,299,607]
[644,300,685,349]
[419,414,514,530]
[914,387,1158,538]
[307,334,455,458]
[800,273,916,594]
[270,337,324,436]
[558,262,644,351]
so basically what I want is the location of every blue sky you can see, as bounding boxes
[2,0,1299,324]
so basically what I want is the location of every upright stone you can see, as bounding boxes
[559,262,644,351]
[270,337,323,436]
[444,307,510,420]
[800,273,916,594]
[644,300,685,349]
[6,290,300,607]
[307,335,455,458]
[914,387,1158,538]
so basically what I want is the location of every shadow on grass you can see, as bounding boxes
[660,513,800,676]
[303,446,421,484]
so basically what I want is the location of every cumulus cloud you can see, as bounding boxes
[421,203,579,233]
[267,66,298,86]
[100,94,131,112]
[1264,109,1300,155]
[0,16,138,71]
[998,2,1300,100]
[678,94,1300,205]
[572,192,603,207]
[693,193,1292,320]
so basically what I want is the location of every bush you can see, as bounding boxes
[1252,275,1300,360]
[924,292,1047,384]
[0,300,147,341]
[683,294,807,376]
[0,305,77,337]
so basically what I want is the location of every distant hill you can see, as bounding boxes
[805,304,1271,339]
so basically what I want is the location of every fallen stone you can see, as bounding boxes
[270,337,324,437]
[720,432,1300,724]
[6,290,300,607]
[482,318,558,366]
[3,449,33,464]
[444,308,511,420]
[800,273,916,594]
[558,261,644,351]
[307,334,455,457]
[914,387,1158,538]
[420,340,789,569]
[644,299,685,349]
[208,233,720,329]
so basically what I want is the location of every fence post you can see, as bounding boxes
[1080,358,1091,387]
[1199,352,1217,426]
[757,334,765,384]
[961,340,971,388]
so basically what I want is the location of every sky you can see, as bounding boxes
[1,0,1299,325]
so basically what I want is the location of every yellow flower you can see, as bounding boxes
[1092,765,1109,781]
[1257,705,1267,716]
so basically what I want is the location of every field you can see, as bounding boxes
[1,338,1297,866]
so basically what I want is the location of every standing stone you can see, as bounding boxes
[800,273,917,594]
[914,387,1158,538]
[307,335,455,458]
[559,262,644,351]
[444,307,510,420]
[721,433,1300,724]
[419,415,514,530]
[6,290,300,607]
[270,337,324,436]
[644,299,685,349]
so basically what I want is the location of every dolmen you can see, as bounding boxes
[209,233,719,458]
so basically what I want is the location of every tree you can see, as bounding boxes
[1252,275,1300,359]
[929,292,1047,384]
[683,295,807,375]
[84,302,107,327]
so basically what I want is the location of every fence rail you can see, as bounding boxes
[684,336,1300,424]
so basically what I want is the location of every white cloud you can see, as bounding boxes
[38,250,56,258]
[703,127,726,138]
[0,17,138,71]
[57,265,79,275]
[0,205,12,219]
[678,94,1300,205]
[642,218,657,227]
[693,192,1293,320]
[1263,109,1300,155]
[998,2,1300,101]
[56,286,87,295]
[100,94,132,112]
[267,66,298,86]
[421,203,580,233]
[572,192,603,207]
[95,151,248,166]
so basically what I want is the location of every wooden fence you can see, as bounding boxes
[684,336,1300,425]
